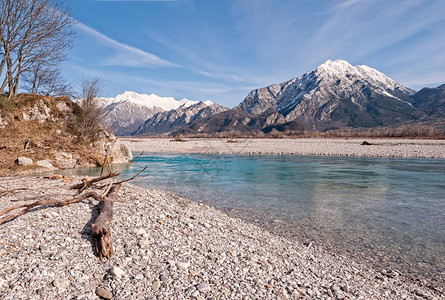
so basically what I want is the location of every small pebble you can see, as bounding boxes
[196,282,211,293]
[96,288,113,299]
[176,261,190,269]
[52,278,70,289]
[110,266,125,279]
[152,280,161,291]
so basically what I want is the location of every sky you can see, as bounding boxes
[63,0,445,107]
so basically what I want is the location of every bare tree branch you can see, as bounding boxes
[0,191,103,225]
[0,0,75,97]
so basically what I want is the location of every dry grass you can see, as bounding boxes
[0,94,105,176]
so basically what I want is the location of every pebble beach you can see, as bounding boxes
[0,176,443,299]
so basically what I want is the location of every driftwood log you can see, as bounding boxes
[91,184,120,260]
[0,192,103,225]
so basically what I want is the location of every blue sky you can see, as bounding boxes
[63,0,445,107]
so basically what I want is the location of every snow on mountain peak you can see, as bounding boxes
[102,91,213,112]
[313,59,412,95]
[317,59,353,73]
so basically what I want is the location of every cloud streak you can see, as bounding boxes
[147,30,246,83]
[75,22,178,68]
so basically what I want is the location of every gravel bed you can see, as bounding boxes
[0,177,442,299]
[123,138,445,159]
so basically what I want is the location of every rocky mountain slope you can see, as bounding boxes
[133,102,228,135]
[237,60,424,130]
[173,110,305,136]
[176,60,443,136]
[411,84,445,119]
[99,91,211,135]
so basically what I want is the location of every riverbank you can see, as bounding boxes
[122,137,445,159]
[0,176,442,299]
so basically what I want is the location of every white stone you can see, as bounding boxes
[36,160,55,169]
[52,278,70,289]
[176,261,190,269]
[139,239,150,248]
[196,283,211,293]
[110,266,125,279]
[15,157,33,166]
[137,228,146,236]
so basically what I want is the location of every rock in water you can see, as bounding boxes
[94,131,133,164]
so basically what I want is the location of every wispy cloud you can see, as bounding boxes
[148,30,246,83]
[75,22,178,68]
[196,70,244,82]
[335,0,374,9]
[308,0,444,60]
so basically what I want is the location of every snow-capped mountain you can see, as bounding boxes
[98,91,212,135]
[237,59,424,130]
[133,102,228,135]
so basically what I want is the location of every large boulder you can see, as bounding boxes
[94,131,133,164]
[54,152,77,169]
[106,141,133,164]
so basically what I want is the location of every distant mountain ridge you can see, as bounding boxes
[133,101,228,135]
[98,91,213,135]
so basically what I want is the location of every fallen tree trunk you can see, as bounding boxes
[91,184,120,260]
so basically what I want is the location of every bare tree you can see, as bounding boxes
[74,77,104,140]
[22,64,72,97]
[0,0,75,98]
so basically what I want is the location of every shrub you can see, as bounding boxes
[68,77,104,141]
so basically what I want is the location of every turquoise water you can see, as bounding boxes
[61,154,445,284]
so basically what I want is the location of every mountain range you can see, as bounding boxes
[95,60,444,136]
[133,101,228,135]
[98,91,214,135]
